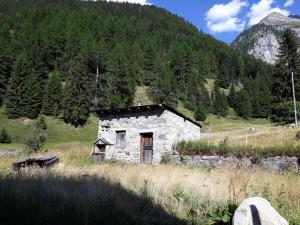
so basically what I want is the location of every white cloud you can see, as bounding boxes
[284,0,295,7]
[206,0,247,33]
[248,0,289,25]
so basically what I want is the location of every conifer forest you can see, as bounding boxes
[0,0,298,126]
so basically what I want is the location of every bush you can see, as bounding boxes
[160,152,172,164]
[0,128,12,144]
[194,107,207,122]
[36,116,47,130]
[175,140,300,157]
[24,127,46,153]
[271,101,300,123]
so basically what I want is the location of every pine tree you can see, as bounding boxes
[106,43,135,108]
[272,29,300,104]
[0,127,12,144]
[42,72,63,117]
[194,105,207,122]
[235,89,253,119]
[22,68,43,119]
[228,84,236,108]
[5,53,30,118]
[62,54,94,127]
[213,85,228,117]
[150,58,178,108]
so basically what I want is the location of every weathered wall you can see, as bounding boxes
[98,109,200,164]
[170,154,299,171]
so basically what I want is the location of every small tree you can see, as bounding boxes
[36,116,47,130]
[228,84,236,108]
[0,128,12,143]
[213,85,228,117]
[235,89,253,119]
[24,124,46,153]
[194,106,207,122]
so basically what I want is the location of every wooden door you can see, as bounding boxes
[140,133,153,164]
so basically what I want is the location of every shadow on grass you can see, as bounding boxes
[0,174,186,225]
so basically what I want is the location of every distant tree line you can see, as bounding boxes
[0,0,274,126]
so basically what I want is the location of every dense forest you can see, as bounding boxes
[0,0,273,126]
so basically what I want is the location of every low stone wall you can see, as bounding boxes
[170,154,299,172]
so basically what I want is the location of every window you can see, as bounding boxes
[116,131,126,148]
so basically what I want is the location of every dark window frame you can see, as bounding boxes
[115,130,126,148]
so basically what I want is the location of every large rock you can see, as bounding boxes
[232,197,288,225]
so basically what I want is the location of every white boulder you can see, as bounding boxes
[232,197,288,225]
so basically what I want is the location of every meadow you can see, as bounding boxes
[1,92,300,225]
[0,145,299,225]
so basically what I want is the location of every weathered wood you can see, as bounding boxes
[12,156,59,171]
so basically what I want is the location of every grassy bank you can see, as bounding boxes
[0,146,299,225]
[176,140,300,157]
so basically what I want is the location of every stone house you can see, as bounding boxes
[92,104,201,164]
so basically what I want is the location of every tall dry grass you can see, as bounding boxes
[0,145,299,224]
[203,126,300,148]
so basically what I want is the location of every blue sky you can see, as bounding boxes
[107,0,300,43]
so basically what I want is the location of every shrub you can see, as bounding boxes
[0,128,12,144]
[36,116,47,130]
[207,203,238,225]
[175,140,300,157]
[194,107,207,122]
[24,127,46,153]
[271,101,300,123]
[160,152,172,164]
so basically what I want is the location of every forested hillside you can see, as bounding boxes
[0,0,273,126]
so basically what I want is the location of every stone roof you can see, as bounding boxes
[95,104,201,127]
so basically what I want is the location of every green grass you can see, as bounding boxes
[176,140,300,157]
[0,107,98,149]
[204,112,271,132]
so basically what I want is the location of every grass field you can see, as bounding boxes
[0,146,299,225]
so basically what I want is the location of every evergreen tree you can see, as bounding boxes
[0,128,12,144]
[228,84,236,108]
[22,69,43,119]
[62,54,94,127]
[235,89,253,119]
[5,54,30,118]
[150,58,178,108]
[42,72,63,117]
[106,43,135,108]
[213,85,228,117]
[194,105,207,122]
[272,29,300,104]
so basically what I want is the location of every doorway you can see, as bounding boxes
[140,133,153,164]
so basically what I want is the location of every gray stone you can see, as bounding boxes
[233,197,289,225]
[97,108,201,164]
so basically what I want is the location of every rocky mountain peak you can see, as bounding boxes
[260,12,300,26]
[232,12,300,64]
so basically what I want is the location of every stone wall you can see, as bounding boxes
[170,154,299,171]
[98,109,201,164]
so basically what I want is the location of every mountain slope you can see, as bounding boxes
[233,12,300,64]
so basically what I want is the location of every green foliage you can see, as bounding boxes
[62,54,94,127]
[272,29,300,104]
[0,0,272,123]
[194,105,207,122]
[270,101,300,123]
[235,89,252,119]
[0,128,12,144]
[42,72,63,117]
[24,126,47,153]
[160,152,172,165]
[207,203,237,225]
[176,140,300,157]
[227,84,236,108]
[213,85,228,117]
[36,116,47,130]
